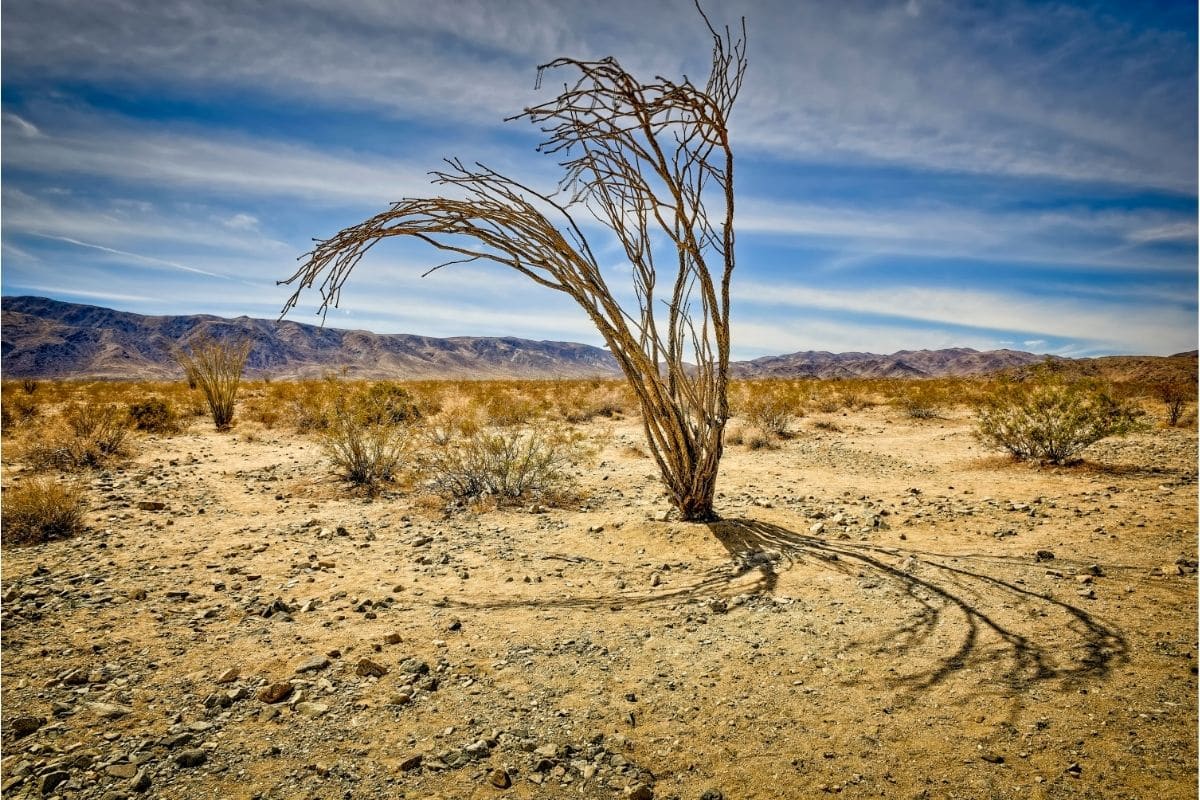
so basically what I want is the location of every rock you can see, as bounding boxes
[489,768,512,788]
[107,764,139,779]
[356,658,388,678]
[654,510,670,522]
[388,692,412,706]
[137,501,166,511]
[1034,550,1055,562]
[398,657,430,675]
[89,701,133,719]
[399,753,423,771]
[175,748,207,768]
[295,701,329,718]
[214,667,239,684]
[649,573,662,587]
[10,714,45,738]
[980,753,1004,764]
[39,771,69,795]
[627,784,654,800]
[295,655,331,673]
[700,791,725,800]
[130,769,152,792]
[707,598,728,614]
[257,682,294,704]
[810,522,826,534]
[1065,762,1082,778]
[383,632,402,645]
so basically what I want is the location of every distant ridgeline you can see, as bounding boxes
[2,296,1192,382]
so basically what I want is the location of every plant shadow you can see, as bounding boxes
[706,518,1128,695]
[443,517,1127,698]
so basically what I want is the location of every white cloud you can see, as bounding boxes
[733,280,1196,355]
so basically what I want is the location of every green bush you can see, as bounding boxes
[128,398,178,433]
[2,478,87,545]
[975,370,1142,464]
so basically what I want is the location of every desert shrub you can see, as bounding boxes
[20,378,39,395]
[975,371,1143,464]
[22,403,129,470]
[2,393,40,428]
[128,397,179,433]
[356,382,422,425]
[2,478,87,545]
[319,400,409,490]
[175,336,252,430]
[1152,380,1194,427]
[896,382,944,419]
[741,392,798,438]
[811,419,841,433]
[420,426,580,507]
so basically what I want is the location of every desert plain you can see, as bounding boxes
[1,378,1196,800]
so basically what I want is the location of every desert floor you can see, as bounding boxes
[2,406,1196,800]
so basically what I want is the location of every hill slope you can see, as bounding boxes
[4,296,1190,382]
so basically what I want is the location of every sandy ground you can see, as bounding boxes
[2,405,1196,800]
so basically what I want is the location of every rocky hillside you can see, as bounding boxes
[1,297,623,380]
[6,296,1187,382]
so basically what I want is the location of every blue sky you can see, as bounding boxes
[2,0,1196,359]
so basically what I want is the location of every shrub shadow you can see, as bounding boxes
[707,518,1128,694]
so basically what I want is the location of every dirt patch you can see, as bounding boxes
[2,408,1196,799]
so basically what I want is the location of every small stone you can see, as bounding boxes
[214,667,239,684]
[89,701,133,719]
[489,768,511,789]
[388,692,413,706]
[398,753,423,771]
[39,771,69,795]
[137,501,166,511]
[627,784,654,800]
[1065,762,1082,778]
[295,655,331,674]
[356,658,388,678]
[397,657,429,675]
[295,701,329,718]
[654,510,670,522]
[649,573,662,587]
[980,753,1004,764]
[130,769,152,792]
[383,633,402,645]
[107,763,139,779]
[1034,550,1055,562]
[700,791,725,800]
[10,714,45,738]
[810,522,826,534]
[174,748,207,768]
[257,682,294,704]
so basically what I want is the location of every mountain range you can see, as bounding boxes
[1,296,1190,382]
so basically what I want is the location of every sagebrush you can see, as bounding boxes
[2,478,87,545]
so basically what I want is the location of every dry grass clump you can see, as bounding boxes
[1,392,41,433]
[2,477,87,545]
[893,381,946,420]
[128,397,180,433]
[418,425,583,509]
[22,402,130,470]
[975,369,1144,464]
[320,399,410,492]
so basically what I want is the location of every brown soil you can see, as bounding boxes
[2,407,1197,800]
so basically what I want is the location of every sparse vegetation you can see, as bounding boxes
[320,398,409,491]
[1152,380,1194,427]
[975,369,1143,464]
[420,426,581,508]
[175,336,252,430]
[128,397,179,433]
[895,381,945,420]
[2,477,87,545]
[20,378,39,395]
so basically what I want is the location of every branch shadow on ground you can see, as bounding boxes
[707,518,1128,695]
[441,518,1127,697]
